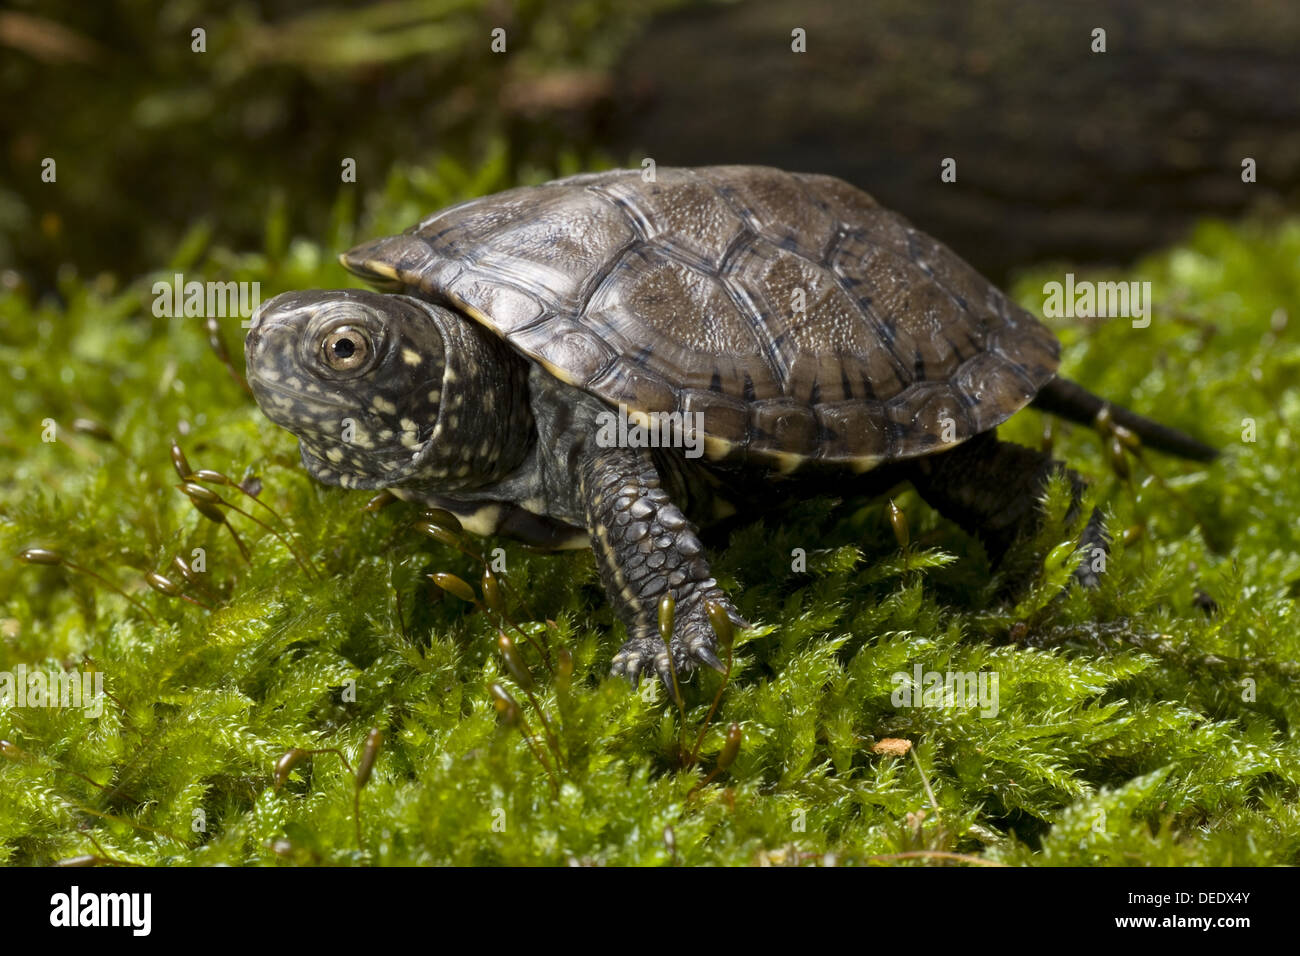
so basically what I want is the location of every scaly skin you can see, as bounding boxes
[909,431,1110,587]
[577,443,748,690]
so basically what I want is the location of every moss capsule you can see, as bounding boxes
[717,723,742,770]
[704,599,735,649]
[498,632,535,690]
[888,499,910,550]
[71,418,112,442]
[356,729,383,789]
[421,508,464,536]
[430,572,476,604]
[415,522,464,552]
[170,554,198,586]
[273,748,310,790]
[145,572,181,596]
[1107,436,1131,480]
[481,568,506,615]
[170,440,194,480]
[657,592,676,644]
[489,683,522,726]
[0,740,27,760]
[180,482,222,505]
[17,548,63,566]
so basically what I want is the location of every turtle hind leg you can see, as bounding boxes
[907,431,1109,588]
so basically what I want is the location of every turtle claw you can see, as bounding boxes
[609,638,683,703]
[1072,507,1110,590]
[694,644,726,674]
[609,633,662,686]
[610,594,742,689]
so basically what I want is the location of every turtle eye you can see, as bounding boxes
[322,326,370,372]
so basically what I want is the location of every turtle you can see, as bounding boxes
[244,165,1217,689]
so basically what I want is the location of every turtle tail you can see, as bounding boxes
[1030,377,1219,463]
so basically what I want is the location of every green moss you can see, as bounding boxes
[1,164,1297,866]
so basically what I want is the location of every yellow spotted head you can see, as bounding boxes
[245,289,465,489]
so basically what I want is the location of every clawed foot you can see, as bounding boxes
[609,595,748,694]
[1071,506,1111,589]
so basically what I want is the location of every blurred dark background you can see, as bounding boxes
[3,0,1298,291]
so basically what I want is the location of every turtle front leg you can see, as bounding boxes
[576,444,747,689]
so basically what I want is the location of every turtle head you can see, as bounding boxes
[245,289,531,491]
